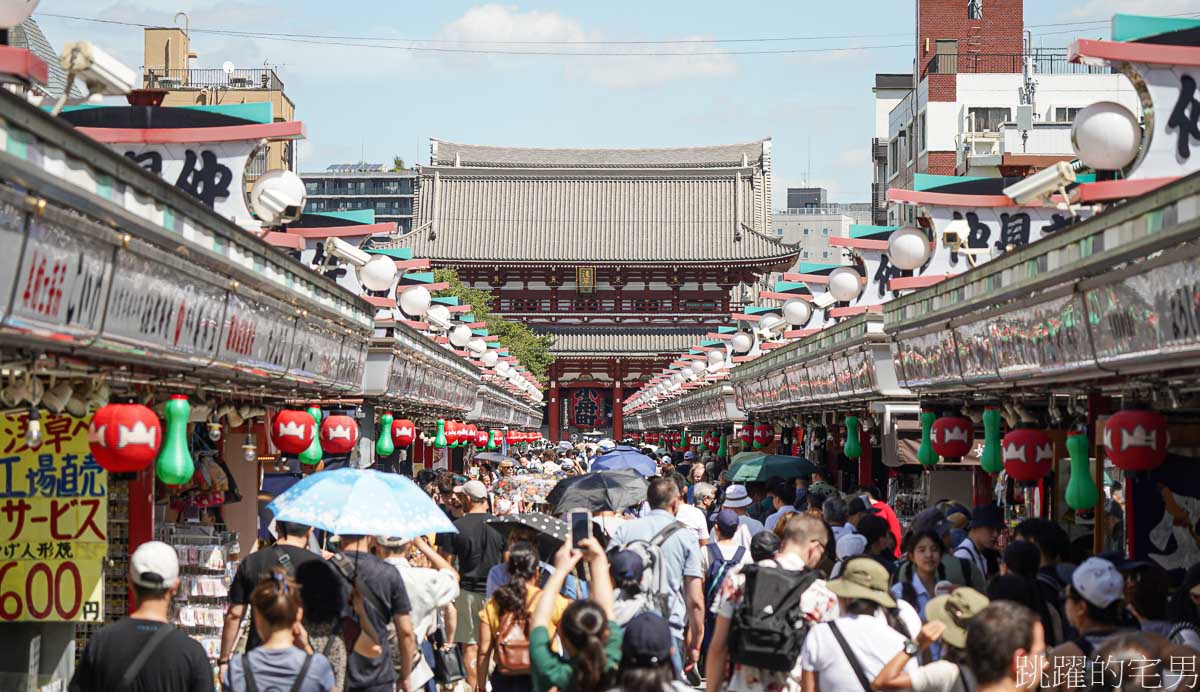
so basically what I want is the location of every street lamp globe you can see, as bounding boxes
[449,324,473,348]
[1072,101,1141,171]
[496,361,511,377]
[731,331,754,354]
[689,359,706,376]
[782,298,812,327]
[467,338,487,357]
[827,266,863,302]
[481,350,499,367]
[887,227,932,270]
[358,255,397,292]
[398,285,432,317]
[706,349,726,368]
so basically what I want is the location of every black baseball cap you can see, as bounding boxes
[621,612,673,667]
[848,496,878,516]
[750,530,781,562]
[609,550,645,582]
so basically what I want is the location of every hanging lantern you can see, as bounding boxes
[1104,408,1168,473]
[376,412,396,457]
[980,406,1004,474]
[88,403,162,473]
[442,420,458,447]
[1065,431,1100,511]
[156,395,194,485]
[434,419,448,448]
[272,409,316,455]
[931,415,974,461]
[844,416,862,460]
[917,410,938,466]
[391,418,416,447]
[505,429,518,445]
[704,432,718,452]
[1002,426,1054,484]
[474,428,489,448]
[320,414,359,455]
[738,425,754,447]
[753,422,773,449]
[299,407,324,466]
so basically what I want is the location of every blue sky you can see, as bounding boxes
[34,0,1192,205]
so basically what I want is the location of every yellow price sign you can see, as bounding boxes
[0,559,104,621]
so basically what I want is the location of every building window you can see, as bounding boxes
[821,251,829,258]
[968,0,983,19]
[889,139,899,176]
[918,113,927,152]
[304,181,322,194]
[803,228,812,235]
[776,227,784,236]
[802,251,809,258]
[967,107,1011,132]
[822,228,830,236]
[907,127,915,163]
[1054,107,1082,123]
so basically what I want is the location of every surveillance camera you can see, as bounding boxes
[250,170,307,226]
[59,42,137,96]
[811,292,836,309]
[426,304,453,331]
[327,237,370,268]
[1003,161,1077,205]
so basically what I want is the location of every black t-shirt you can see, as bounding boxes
[227,544,336,650]
[436,512,505,593]
[337,550,412,689]
[68,618,214,692]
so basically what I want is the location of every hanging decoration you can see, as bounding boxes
[474,428,489,448]
[717,433,727,459]
[917,410,939,466]
[486,429,498,450]
[843,416,862,460]
[980,406,1004,474]
[793,426,805,457]
[753,422,773,449]
[1104,408,1168,473]
[156,395,194,485]
[320,414,358,455]
[931,415,974,461]
[376,412,396,458]
[704,431,719,453]
[88,403,162,473]
[1002,425,1053,484]
[391,418,416,448]
[299,406,324,465]
[1065,431,1099,511]
[433,419,448,449]
[738,425,754,447]
[272,409,317,455]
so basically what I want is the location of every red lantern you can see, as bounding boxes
[931,416,974,460]
[464,423,477,445]
[645,432,658,444]
[738,425,753,446]
[474,428,489,448]
[704,432,719,452]
[505,429,519,444]
[88,403,162,473]
[1002,426,1053,484]
[272,409,316,455]
[442,420,457,446]
[753,423,774,449]
[1105,408,1168,473]
[320,415,359,455]
[391,418,416,447]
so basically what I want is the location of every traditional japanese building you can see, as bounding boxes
[383,138,796,441]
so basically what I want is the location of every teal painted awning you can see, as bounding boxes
[717,325,738,334]
[746,305,781,315]
[773,280,812,295]
[913,173,991,192]
[851,224,898,239]
[797,262,841,275]
[1113,13,1200,42]
[55,102,275,124]
[364,247,413,260]
[309,209,375,225]
[399,271,434,284]
[432,296,460,306]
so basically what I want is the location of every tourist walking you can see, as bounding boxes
[712,485,764,551]
[953,504,1002,580]
[377,535,461,692]
[872,588,990,691]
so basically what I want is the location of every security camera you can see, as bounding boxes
[811,292,836,309]
[1003,161,1076,205]
[59,42,137,96]
[250,170,307,226]
[426,304,453,331]
[327,237,371,267]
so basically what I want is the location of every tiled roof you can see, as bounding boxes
[11,18,81,98]
[431,139,768,169]
[541,328,708,357]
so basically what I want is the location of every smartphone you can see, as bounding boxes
[570,510,592,548]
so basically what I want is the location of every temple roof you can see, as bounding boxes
[541,327,707,358]
[431,138,769,169]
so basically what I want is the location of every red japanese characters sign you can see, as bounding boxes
[0,411,106,622]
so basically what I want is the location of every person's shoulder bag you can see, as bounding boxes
[118,624,175,691]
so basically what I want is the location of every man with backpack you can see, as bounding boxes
[610,476,705,675]
[701,510,750,659]
[704,514,838,692]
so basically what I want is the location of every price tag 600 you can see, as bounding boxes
[0,560,104,622]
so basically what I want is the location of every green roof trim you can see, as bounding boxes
[54,102,275,123]
[700,340,725,348]
[309,209,375,225]
[364,247,412,260]
[401,271,434,284]
[850,224,898,239]
[913,173,991,192]
[797,262,841,274]
[1112,13,1200,42]
[773,280,812,294]
[746,305,781,315]
[432,296,460,306]
[717,325,738,334]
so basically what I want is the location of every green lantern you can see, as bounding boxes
[843,416,862,460]
[299,406,324,465]
[717,433,727,460]
[917,410,938,466]
[434,419,448,449]
[980,406,1004,474]
[375,411,395,458]
[156,395,194,485]
[1065,431,1099,511]
[486,429,497,450]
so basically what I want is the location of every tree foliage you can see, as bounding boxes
[391,156,406,171]
[433,269,555,382]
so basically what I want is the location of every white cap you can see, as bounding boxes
[130,541,179,589]
[836,533,868,561]
[1072,557,1124,608]
[723,484,752,508]
[454,479,489,500]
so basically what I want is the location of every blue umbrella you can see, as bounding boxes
[266,467,456,540]
[590,445,657,477]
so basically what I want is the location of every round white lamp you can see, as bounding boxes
[887,227,932,270]
[731,331,754,354]
[398,285,432,317]
[782,298,812,327]
[358,255,398,292]
[481,350,499,367]
[426,304,452,331]
[1072,101,1142,171]
[689,359,706,376]
[706,349,726,369]
[758,313,783,335]
[496,361,511,377]
[827,267,863,302]
[449,324,473,348]
[467,338,487,357]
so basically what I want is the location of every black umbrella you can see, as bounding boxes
[547,469,649,515]
[487,513,569,561]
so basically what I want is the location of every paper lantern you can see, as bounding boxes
[1002,426,1053,484]
[704,432,718,452]
[391,418,416,447]
[88,403,162,473]
[1104,408,1167,473]
[443,420,459,447]
[486,429,498,450]
[398,285,432,317]
[753,423,773,449]
[738,425,753,447]
[645,432,659,445]
[717,434,727,459]
[917,410,938,466]
[320,414,358,455]
[843,416,862,460]
[156,395,194,485]
[434,419,448,448]
[376,412,395,457]
[980,406,1004,474]
[359,255,398,292]
[931,416,974,460]
[827,266,863,302]
[474,428,489,448]
[1065,431,1100,511]
[299,407,324,465]
[272,409,316,455]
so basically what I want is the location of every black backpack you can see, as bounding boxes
[729,564,819,671]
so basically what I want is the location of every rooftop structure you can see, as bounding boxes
[301,164,417,233]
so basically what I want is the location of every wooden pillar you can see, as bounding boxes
[858,426,873,490]
[1088,393,1114,556]
[548,382,561,443]
[127,464,155,613]
[612,382,624,439]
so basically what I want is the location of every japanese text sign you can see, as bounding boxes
[0,411,106,622]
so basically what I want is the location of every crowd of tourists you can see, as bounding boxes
[70,441,1200,692]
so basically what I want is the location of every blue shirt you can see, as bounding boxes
[610,509,702,638]
[485,561,587,600]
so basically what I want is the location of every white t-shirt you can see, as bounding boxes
[711,515,766,551]
[908,660,963,692]
[385,558,460,689]
[700,540,752,571]
[800,611,920,692]
[675,503,710,544]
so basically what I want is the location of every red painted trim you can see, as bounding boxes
[484,335,499,341]
[127,465,155,613]
[399,282,450,292]
[730,312,761,322]
[77,120,306,144]
[731,355,760,363]
[467,321,487,328]
[288,222,396,239]
[889,187,1016,207]
[784,328,820,339]
[1070,38,1200,67]
[395,258,432,269]
[448,304,471,313]
[889,273,953,290]
[829,237,889,250]
[1075,177,1178,202]
[706,332,733,340]
[399,318,428,330]
[782,273,830,285]
[0,46,48,86]
[829,304,884,317]
[759,290,811,301]
[761,341,789,350]
[261,231,304,249]
[362,295,397,308]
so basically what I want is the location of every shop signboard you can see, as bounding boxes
[121,141,257,226]
[991,292,1094,381]
[894,329,960,389]
[0,411,106,622]
[0,196,27,323]
[287,317,342,385]
[217,292,295,378]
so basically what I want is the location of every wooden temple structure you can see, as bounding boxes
[384,138,796,441]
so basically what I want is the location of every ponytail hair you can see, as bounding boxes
[844,598,912,638]
[494,541,539,620]
[560,600,612,692]
[251,566,302,630]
